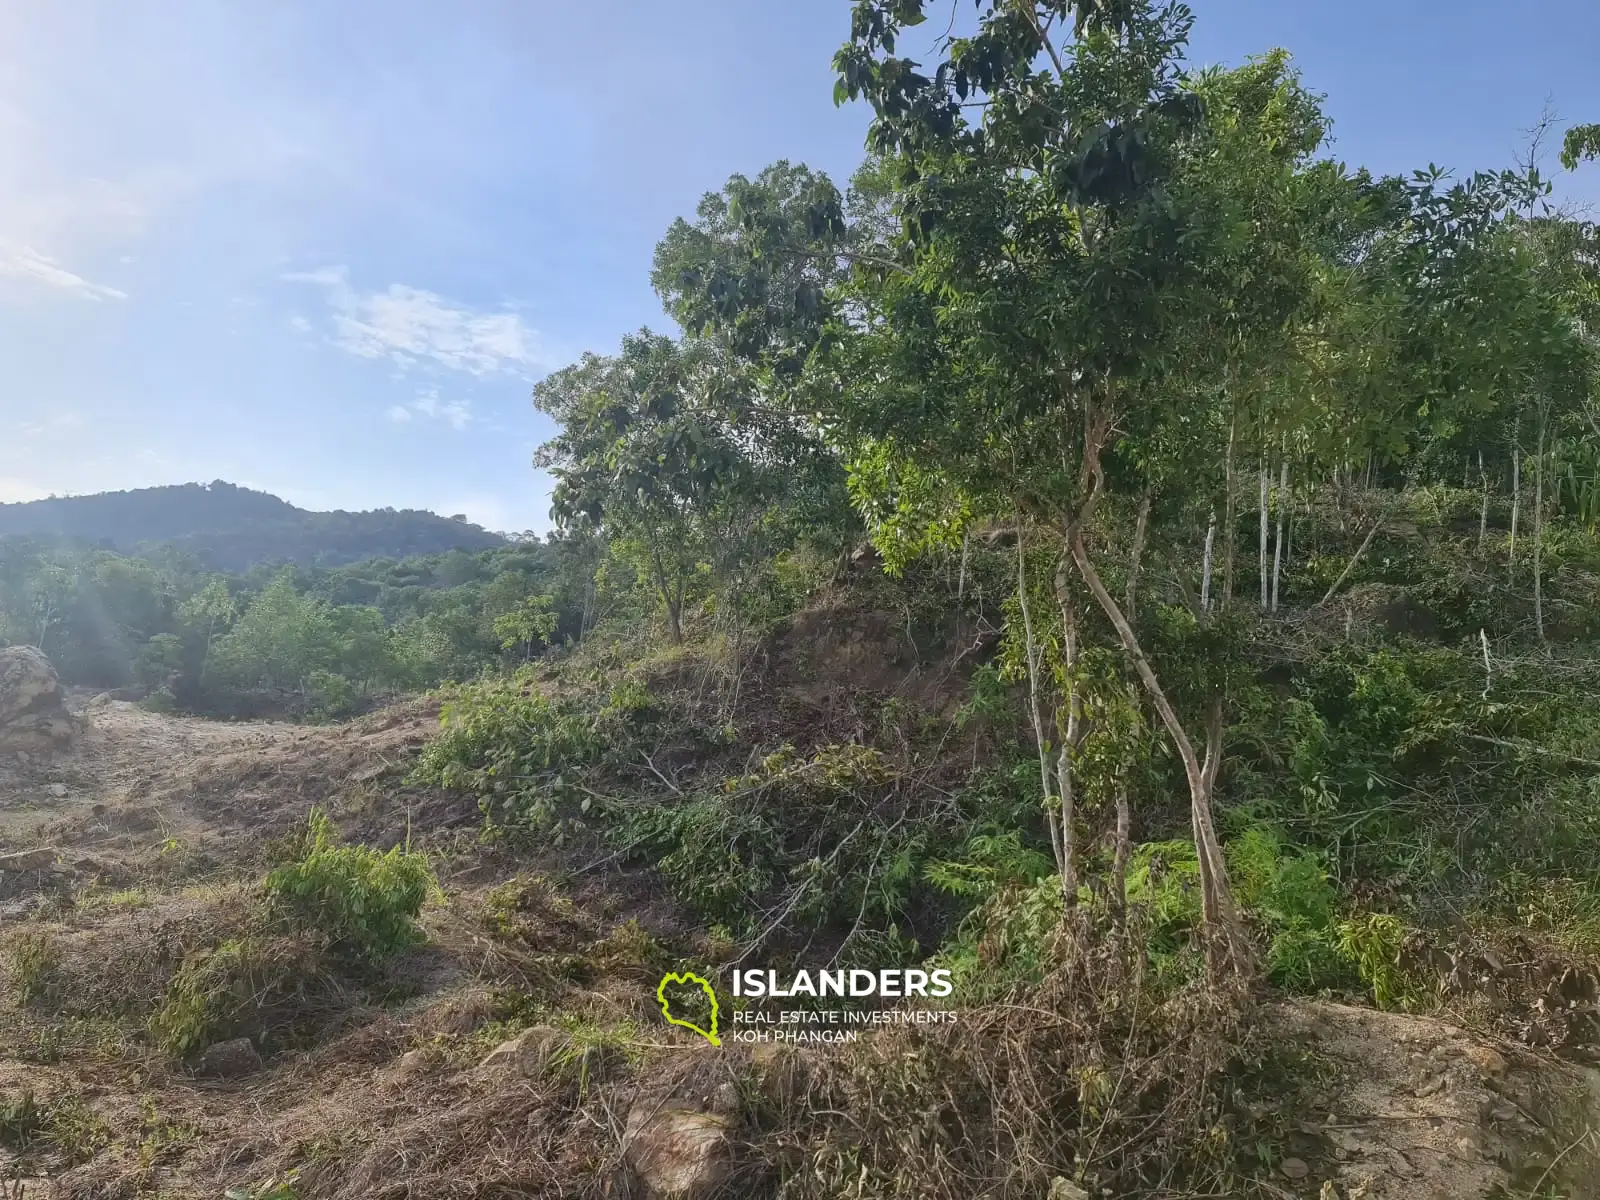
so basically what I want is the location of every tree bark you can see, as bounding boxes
[1127,489,1152,620]
[1509,442,1521,583]
[1259,462,1271,610]
[1111,764,1131,928]
[1015,526,1061,878]
[1271,456,1289,612]
[1067,413,1249,972]
[1054,556,1082,905]
[1201,510,1217,612]
[1534,412,1547,644]
[1478,450,1490,556]
[1222,405,1238,607]
[1068,526,1248,975]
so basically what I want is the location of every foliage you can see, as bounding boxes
[263,809,434,968]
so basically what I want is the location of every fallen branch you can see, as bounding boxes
[1318,518,1384,607]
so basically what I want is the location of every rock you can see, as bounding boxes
[192,1037,263,1079]
[478,1026,563,1074]
[623,1103,735,1200]
[709,1081,742,1117]
[390,1048,434,1083]
[0,847,60,872]
[1280,1157,1311,1181]
[46,783,68,799]
[0,647,77,753]
[1048,1179,1090,1200]
[14,750,28,766]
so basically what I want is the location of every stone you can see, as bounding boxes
[1048,1179,1090,1200]
[192,1037,263,1079]
[390,1048,434,1083]
[1280,1157,1311,1181]
[46,783,68,799]
[478,1026,563,1074]
[0,848,60,872]
[0,647,77,753]
[623,1103,735,1200]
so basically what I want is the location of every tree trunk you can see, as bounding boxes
[1534,413,1547,644]
[1067,526,1250,976]
[957,529,971,603]
[1509,442,1521,583]
[1015,526,1061,878]
[1127,490,1152,619]
[1054,556,1082,905]
[1478,450,1489,556]
[1259,462,1271,610]
[1222,406,1238,607]
[1201,510,1217,612]
[650,544,685,644]
[1271,456,1288,613]
[1111,766,1131,928]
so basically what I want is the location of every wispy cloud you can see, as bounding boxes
[0,245,126,300]
[387,389,473,430]
[285,265,556,376]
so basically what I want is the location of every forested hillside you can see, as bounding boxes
[0,533,598,718]
[0,481,506,570]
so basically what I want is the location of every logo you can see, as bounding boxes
[656,971,721,1047]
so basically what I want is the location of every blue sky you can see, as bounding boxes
[2,1,1595,535]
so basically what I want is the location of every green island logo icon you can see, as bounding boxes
[656,971,721,1047]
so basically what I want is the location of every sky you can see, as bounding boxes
[1,1,1596,536]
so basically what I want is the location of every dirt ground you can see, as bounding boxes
[0,696,1597,1198]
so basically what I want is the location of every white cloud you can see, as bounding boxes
[0,244,126,300]
[387,390,472,430]
[288,313,313,333]
[284,265,556,377]
[0,476,48,503]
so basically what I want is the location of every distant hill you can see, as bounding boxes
[0,481,507,571]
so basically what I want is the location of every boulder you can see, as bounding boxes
[192,1037,264,1078]
[0,648,77,753]
[623,1102,735,1199]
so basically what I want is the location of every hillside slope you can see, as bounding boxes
[0,691,1595,1198]
[0,481,506,569]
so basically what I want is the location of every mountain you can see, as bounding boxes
[0,481,508,571]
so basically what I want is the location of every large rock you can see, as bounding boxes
[623,1103,735,1199]
[0,647,77,752]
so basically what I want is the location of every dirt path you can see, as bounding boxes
[0,697,301,845]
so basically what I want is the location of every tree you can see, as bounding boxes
[493,594,560,662]
[534,332,763,644]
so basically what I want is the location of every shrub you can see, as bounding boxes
[409,682,609,830]
[264,809,433,968]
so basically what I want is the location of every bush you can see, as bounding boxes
[409,681,610,830]
[264,809,433,968]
